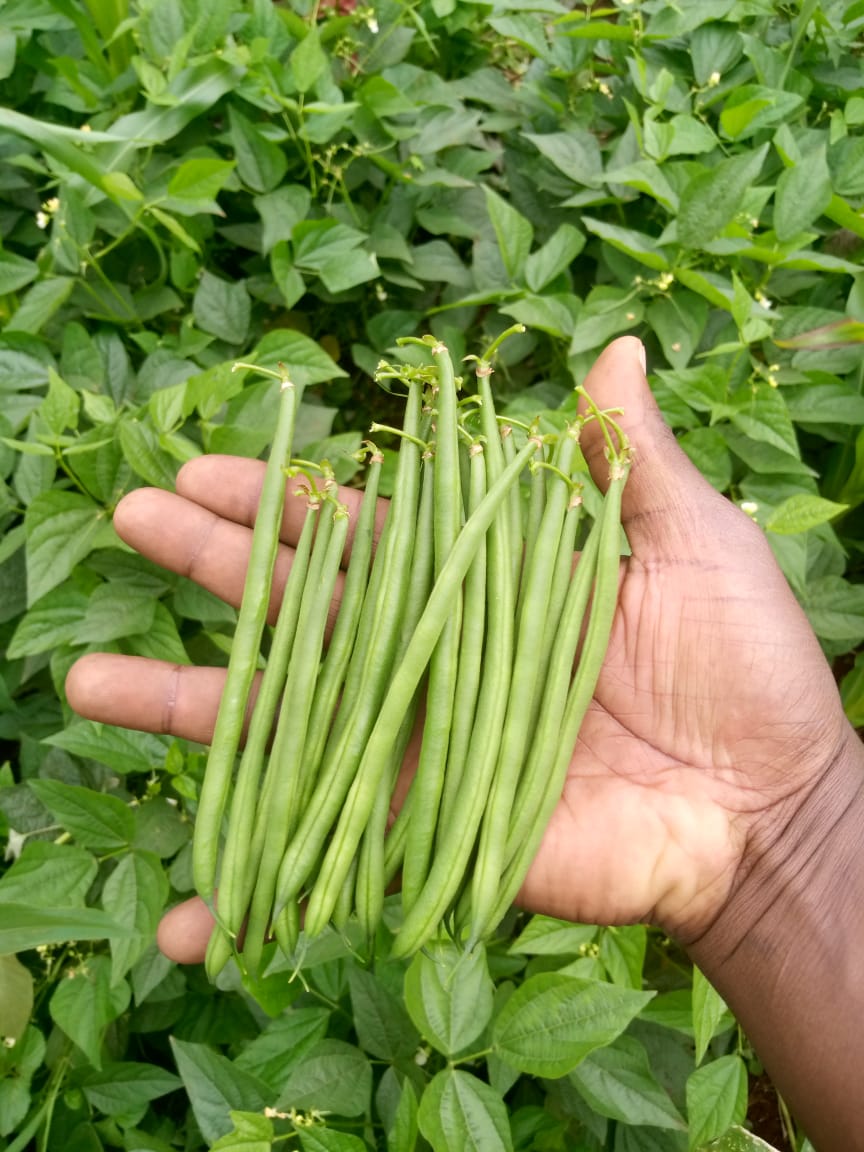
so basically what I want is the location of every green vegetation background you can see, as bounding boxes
[1,1,863,1149]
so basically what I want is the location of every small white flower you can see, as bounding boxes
[708,70,722,87]
[740,501,759,518]
[3,1038,15,1049]
[36,211,49,229]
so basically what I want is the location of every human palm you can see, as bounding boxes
[66,337,849,960]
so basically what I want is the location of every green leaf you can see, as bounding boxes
[568,1035,686,1130]
[44,721,171,775]
[686,1055,748,1150]
[6,582,89,658]
[775,148,833,243]
[483,186,533,282]
[388,1077,419,1152]
[211,1112,274,1152]
[255,185,311,255]
[49,954,131,1068]
[0,250,39,295]
[118,417,180,488]
[599,925,646,990]
[291,26,328,94]
[6,278,75,335]
[75,582,158,643]
[500,294,576,339]
[167,157,235,203]
[28,778,135,849]
[24,490,104,605]
[678,428,733,493]
[299,1130,369,1152]
[250,329,347,386]
[701,1130,780,1152]
[729,385,798,458]
[319,247,379,293]
[583,217,670,270]
[524,223,585,292]
[404,939,495,1058]
[509,916,597,956]
[720,87,803,140]
[417,1069,513,1152]
[275,1039,372,1117]
[170,1038,270,1145]
[348,966,420,1062]
[524,129,603,188]
[193,270,251,345]
[492,974,653,1078]
[102,851,169,983]
[677,146,769,247]
[40,368,80,435]
[235,1007,330,1091]
[0,905,133,953]
[692,968,731,1065]
[569,291,644,357]
[800,575,864,643]
[228,105,288,195]
[0,955,34,1044]
[0,841,97,907]
[79,1062,182,1115]
[765,494,848,535]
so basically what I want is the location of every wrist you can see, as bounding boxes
[685,723,864,966]
[685,723,864,1149]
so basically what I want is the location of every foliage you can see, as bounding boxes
[2,0,863,1148]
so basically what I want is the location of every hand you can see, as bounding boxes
[66,337,855,962]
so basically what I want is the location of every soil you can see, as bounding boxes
[748,1074,792,1150]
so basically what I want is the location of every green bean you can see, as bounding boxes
[436,439,486,838]
[194,374,298,904]
[480,449,629,939]
[296,449,383,814]
[272,383,423,913]
[242,499,349,975]
[299,434,541,940]
[469,429,578,941]
[386,381,524,959]
[356,450,434,939]
[501,425,524,592]
[216,494,320,939]
[528,483,584,740]
[401,343,463,910]
[520,442,547,609]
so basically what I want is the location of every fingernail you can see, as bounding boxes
[637,340,647,375]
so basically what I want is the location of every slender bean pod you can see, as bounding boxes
[243,501,349,974]
[480,450,630,938]
[401,343,463,910]
[299,435,541,939]
[469,430,578,940]
[217,494,320,941]
[296,451,383,813]
[272,384,423,912]
[194,375,298,903]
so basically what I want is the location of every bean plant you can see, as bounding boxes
[1,0,862,1149]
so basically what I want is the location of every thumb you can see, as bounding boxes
[578,336,736,562]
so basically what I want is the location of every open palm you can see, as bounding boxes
[66,338,851,960]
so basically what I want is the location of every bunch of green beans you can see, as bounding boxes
[195,335,630,980]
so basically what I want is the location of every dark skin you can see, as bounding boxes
[67,337,864,1149]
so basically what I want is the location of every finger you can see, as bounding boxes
[65,654,245,745]
[113,488,345,628]
[157,897,214,964]
[578,336,741,560]
[175,454,389,556]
